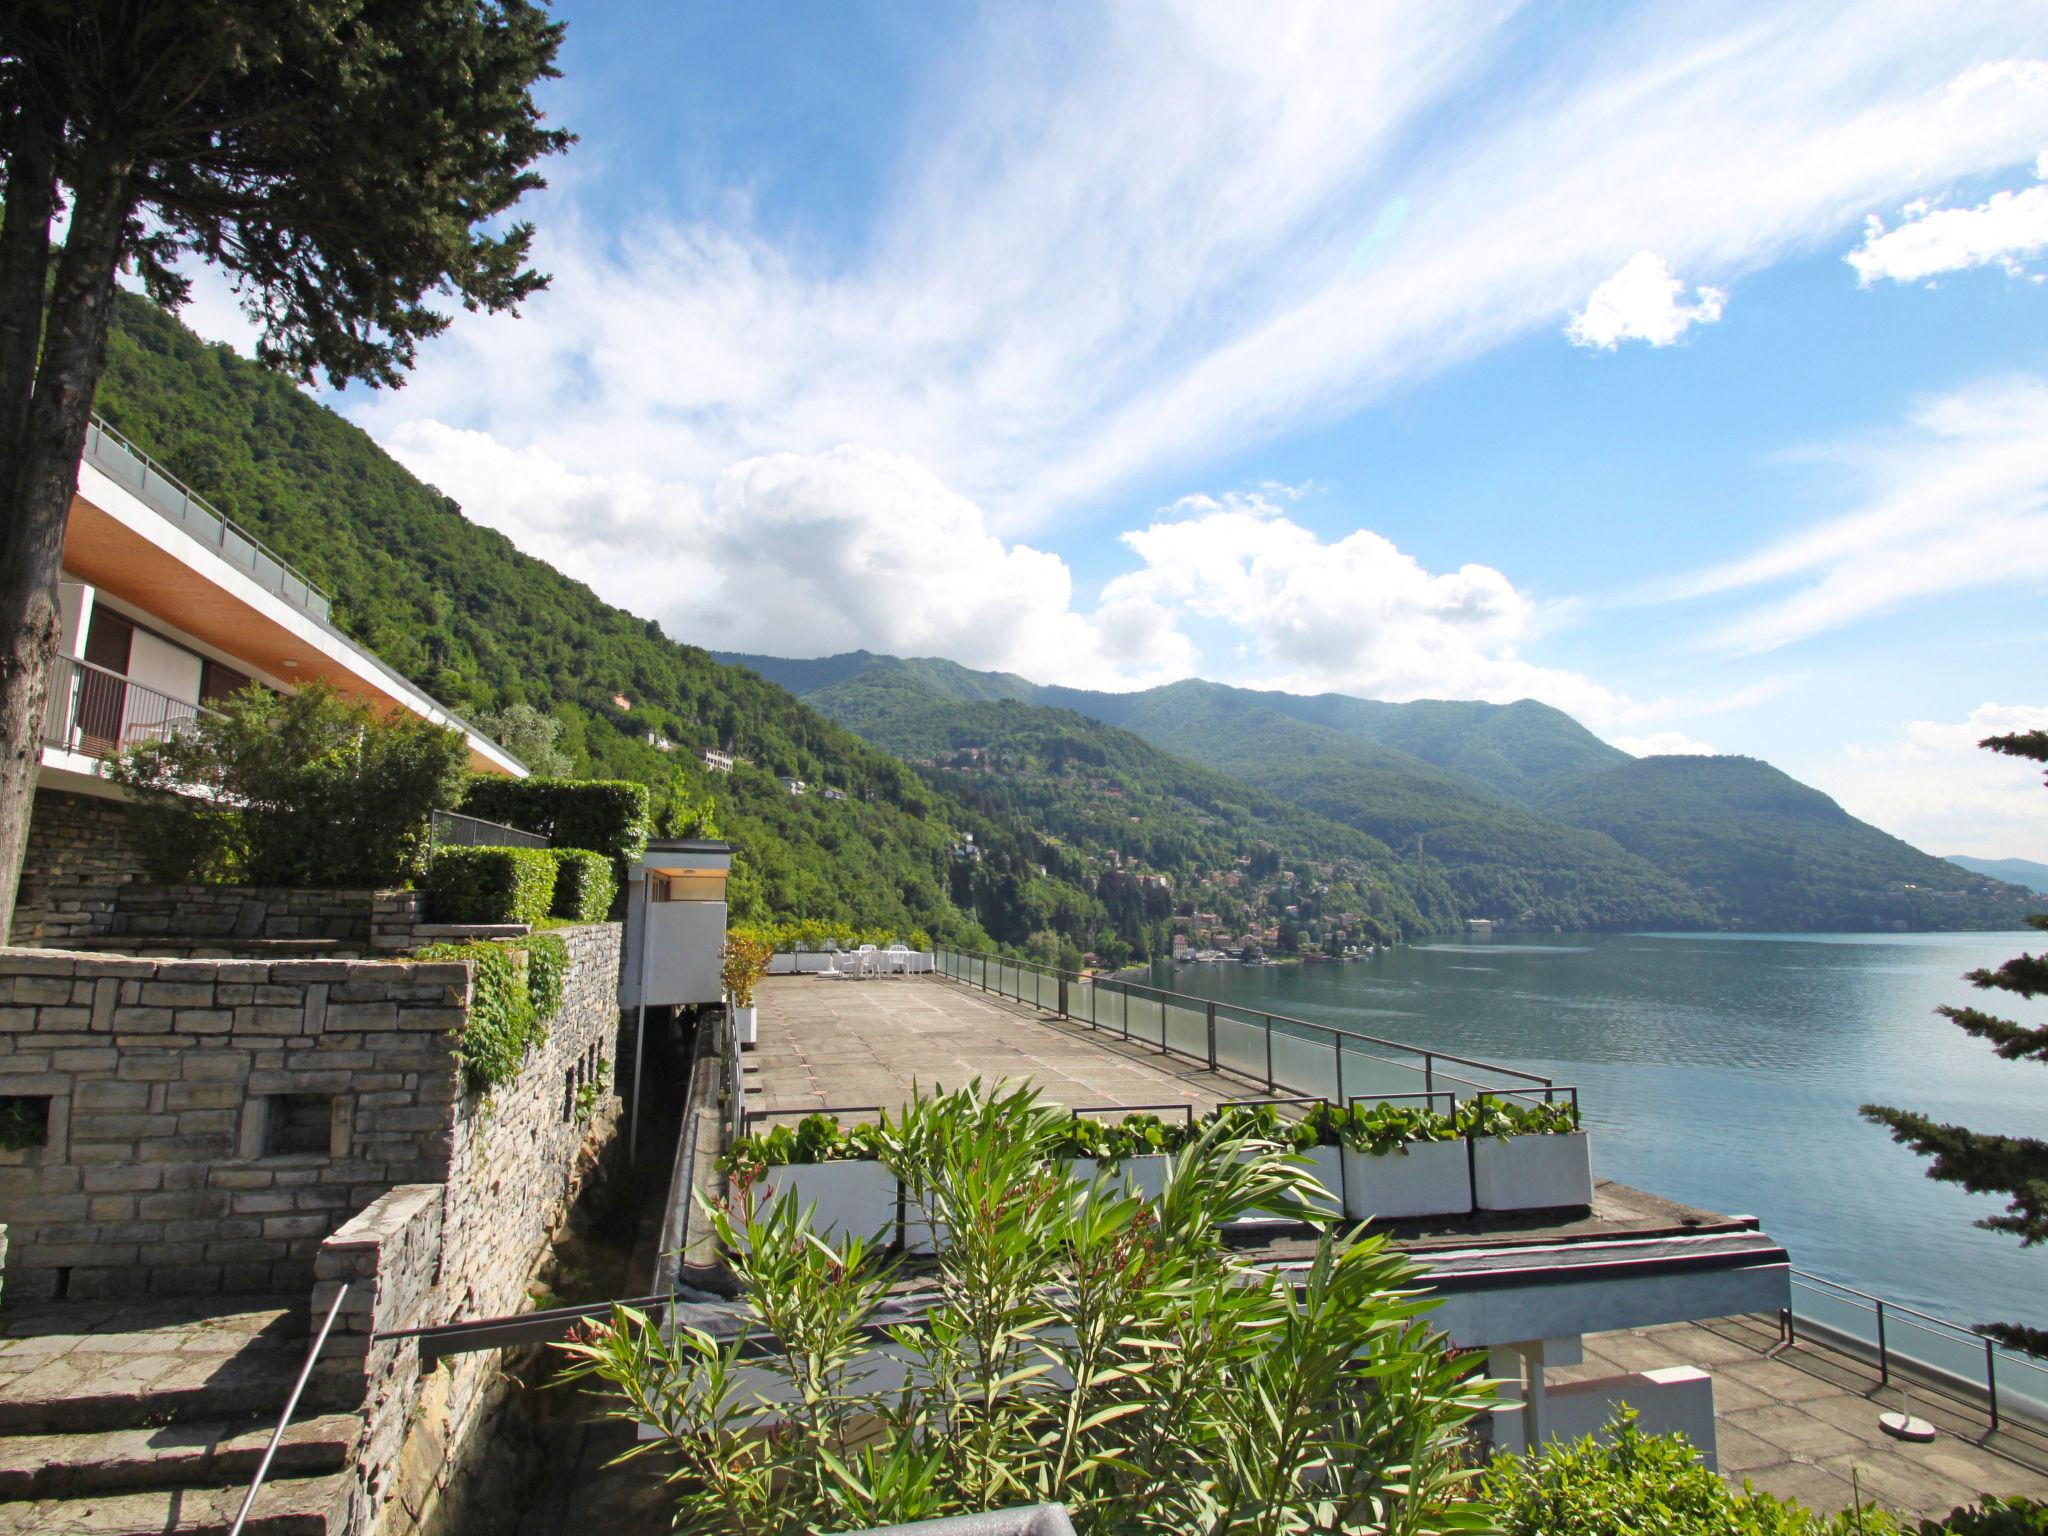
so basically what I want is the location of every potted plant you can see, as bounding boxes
[721,930,776,1047]
[1459,1095,1592,1212]
[721,1112,897,1246]
[1055,1112,1191,1203]
[1212,1103,1343,1218]
[1334,1101,1470,1221]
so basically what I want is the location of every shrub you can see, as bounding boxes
[458,777,651,876]
[1932,1499,2048,1536]
[417,930,570,1094]
[107,680,467,887]
[425,845,558,926]
[1457,1092,1581,1138]
[564,1082,1488,1534]
[721,930,775,1009]
[1484,1408,1904,1536]
[549,848,617,922]
[1310,1099,1458,1155]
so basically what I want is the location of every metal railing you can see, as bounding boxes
[934,948,1561,1111]
[1783,1270,2048,1431]
[85,415,334,625]
[427,808,549,849]
[39,653,216,760]
[227,1282,350,1536]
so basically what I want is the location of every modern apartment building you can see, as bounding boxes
[12,417,524,942]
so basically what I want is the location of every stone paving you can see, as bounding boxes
[749,972,1260,1122]
[1564,1314,2048,1521]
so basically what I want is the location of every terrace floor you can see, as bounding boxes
[1569,1315,2048,1521]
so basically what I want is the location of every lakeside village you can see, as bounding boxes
[0,412,2042,1536]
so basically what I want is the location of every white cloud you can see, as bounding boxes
[340,5,2048,535]
[382,425,1191,690]
[1811,703,2048,861]
[1673,376,2048,653]
[1847,151,2048,283]
[1567,252,1727,349]
[1102,491,1629,721]
[1611,731,1720,756]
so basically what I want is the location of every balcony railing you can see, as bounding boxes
[934,948,1567,1112]
[84,415,334,625]
[428,809,549,849]
[40,654,216,761]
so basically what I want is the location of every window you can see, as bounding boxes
[0,1096,50,1153]
[265,1094,334,1157]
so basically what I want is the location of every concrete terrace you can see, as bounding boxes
[736,972,2048,1522]
[749,971,1256,1122]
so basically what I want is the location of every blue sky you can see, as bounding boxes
[176,2,2048,858]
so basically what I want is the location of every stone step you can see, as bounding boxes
[0,1413,362,1500]
[0,1298,314,1436]
[0,1470,354,1536]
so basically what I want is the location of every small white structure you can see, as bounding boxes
[620,837,733,1012]
[780,777,807,796]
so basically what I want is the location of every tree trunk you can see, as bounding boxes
[0,149,135,940]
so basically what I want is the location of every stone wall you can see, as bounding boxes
[0,948,471,1300]
[105,885,382,944]
[300,926,625,1536]
[9,788,151,947]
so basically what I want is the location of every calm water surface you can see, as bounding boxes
[1153,931,2045,1331]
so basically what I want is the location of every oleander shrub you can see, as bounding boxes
[418,930,570,1094]
[108,680,467,887]
[425,845,558,926]
[458,777,651,877]
[565,1082,1490,1534]
[1484,1408,1904,1536]
[549,848,617,922]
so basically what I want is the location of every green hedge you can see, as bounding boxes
[550,848,617,923]
[458,778,651,875]
[418,931,570,1094]
[425,845,559,926]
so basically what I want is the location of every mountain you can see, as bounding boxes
[1945,855,2048,896]
[722,649,2037,933]
[723,655,1715,932]
[89,292,1169,957]
[807,685,1464,956]
[1536,756,2038,931]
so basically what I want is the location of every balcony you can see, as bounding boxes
[40,653,215,763]
[82,416,333,626]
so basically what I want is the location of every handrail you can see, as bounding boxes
[935,947,1553,1093]
[86,415,333,619]
[227,1281,350,1536]
[1785,1268,2048,1433]
[40,652,221,759]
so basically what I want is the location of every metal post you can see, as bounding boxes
[1264,1016,1275,1091]
[1058,976,1068,1019]
[1206,1001,1217,1070]
[1876,1300,1889,1385]
[1987,1336,2000,1430]
[1424,1053,1435,1098]
[1335,1041,1345,1110]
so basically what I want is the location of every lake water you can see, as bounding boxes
[1152,931,2045,1332]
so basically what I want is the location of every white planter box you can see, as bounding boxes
[753,1159,898,1244]
[1471,1131,1593,1211]
[1341,1139,1472,1221]
[1234,1144,1343,1218]
[731,1006,758,1047]
[1063,1154,1171,1204]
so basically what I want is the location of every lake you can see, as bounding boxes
[1151,930,2044,1332]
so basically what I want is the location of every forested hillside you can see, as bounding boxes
[726,649,2036,933]
[726,654,1715,931]
[1945,855,2048,895]
[1538,757,2038,931]
[816,686,1464,958]
[88,293,1144,954]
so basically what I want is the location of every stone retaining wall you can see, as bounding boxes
[0,923,621,1303]
[9,789,150,947]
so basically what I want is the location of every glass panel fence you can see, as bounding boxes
[1334,1045,1432,1104]
[1128,995,1165,1048]
[1269,1028,1338,1100]
[1213,1014,1266,1081]
[1164,1003,1207,1059]
[1095,988,1127,1037]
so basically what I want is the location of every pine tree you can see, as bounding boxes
[1862,729,2048,1356]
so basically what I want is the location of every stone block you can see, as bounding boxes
[107,1007,174,1035]
[76,1112,178,1138]
[263,1212,336,1239]
[177,1109,238,1135]
[73,1079,150,1111]
[205,1237,289,1264]
[174,1009,235,1035]
[329,1002,401,1032]
[88,1194,137,1221]
[138,982,218,1008]
[83,1165,163,1193]
[139,1189,232,1220]
[209,1167,276,1190]
[233,1006,308,1036]
[114,1053,184,1078]
[166,1081,242,1111]
[51,1047,119,1071]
